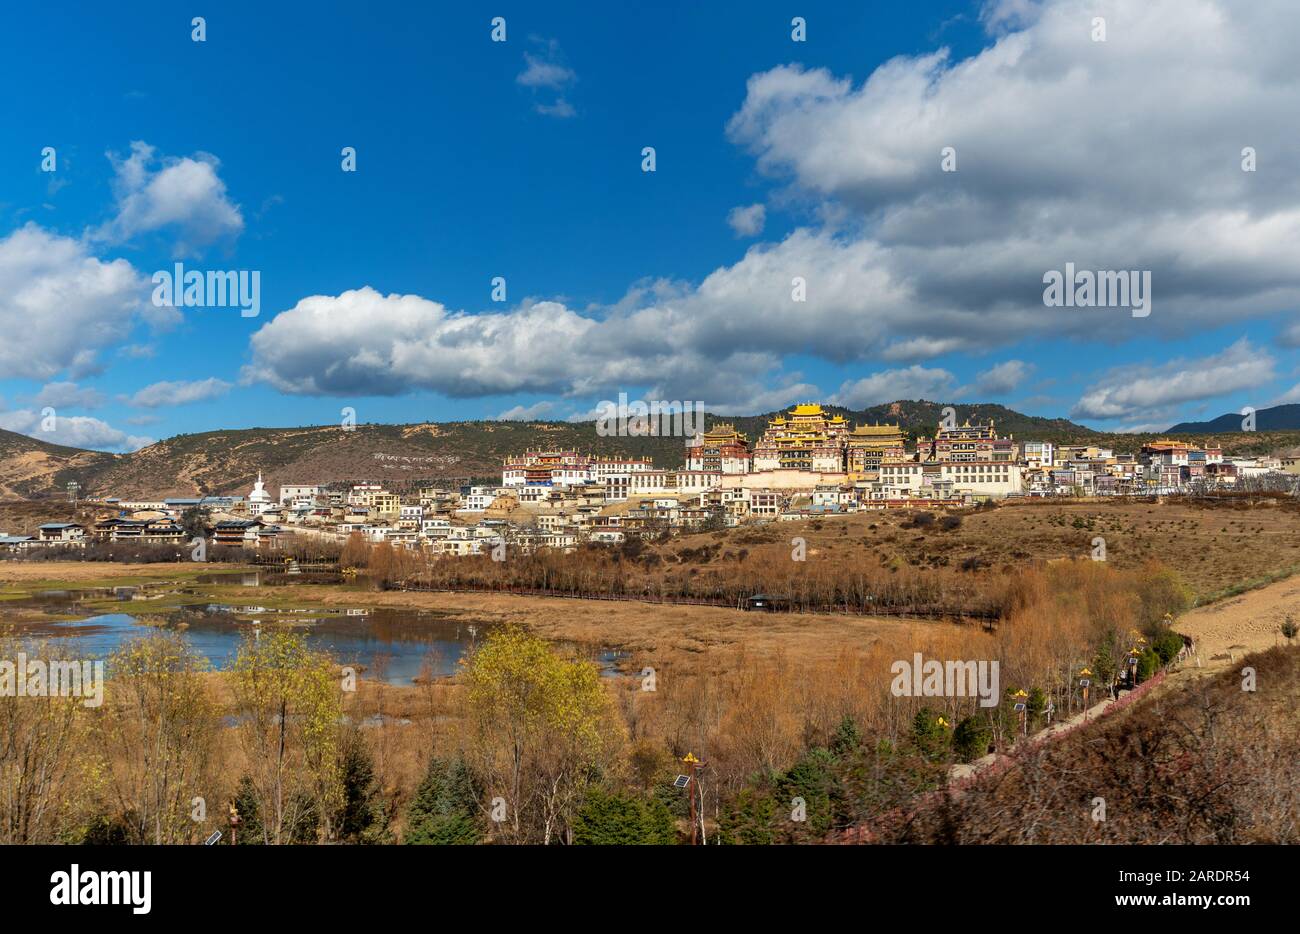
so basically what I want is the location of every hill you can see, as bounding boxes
[4,400,1300,499]
[1167,402,1300,433]
[0,430,117,500]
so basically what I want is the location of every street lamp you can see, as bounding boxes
[678,753,706,845]
[1011,689,1029,736]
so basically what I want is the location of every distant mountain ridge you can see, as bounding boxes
[1167,403,1300,434]
[2,400,1299,499]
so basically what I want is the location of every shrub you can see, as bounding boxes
[953,716,992,763]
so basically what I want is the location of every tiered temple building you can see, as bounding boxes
[845,423,908,476]
[685,423,752,474]
[917,419,1018,463]
[751,403,852,472]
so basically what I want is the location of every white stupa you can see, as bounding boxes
[248,471,272,516]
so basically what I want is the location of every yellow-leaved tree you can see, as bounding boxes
[463,627,622,844]
[101,631,218,844]
[232,631,343,843]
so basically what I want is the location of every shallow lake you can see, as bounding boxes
[1,577,626,684]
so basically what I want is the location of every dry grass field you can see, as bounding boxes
[661,498,1300,604]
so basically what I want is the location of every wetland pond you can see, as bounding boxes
[0,571,627,684]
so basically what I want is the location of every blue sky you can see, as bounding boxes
[2,0,1298,451]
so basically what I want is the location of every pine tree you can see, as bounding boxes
[404,756,481,845]
[232,776,264,845]
[337,733,391,844]
[829,715,862,756]
[952,715,992,763]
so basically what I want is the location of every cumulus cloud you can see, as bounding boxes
[831,366,957,409]
[27,381,107,410]
[496,401,555,421]
[243,282,835,412]
[0,408,152,452]
[967,359,1035,396]
[1072,338,1273,421]
[91,141,243,254]
[247,0,1300,408]
[0,224,147,381]
[727,203,766,237]
[129,377,233,408]
[724,0,1300,345]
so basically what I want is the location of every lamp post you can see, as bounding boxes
[1011,689,1028,737]
[681,753,705,845]
[1079,668,1092,719]
[228,802,240,846]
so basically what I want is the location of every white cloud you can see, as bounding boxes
[243,283,829,412]
[496,401,555,421]
[0,224,147,381]
[0,408,152,452]
[967,359,1035,396]
[723,0,1300,347]
[727,203,766,237]
[91,141,243,254]
[517,48,576,90]
[831,366,957,409]
[535,98,576,118]
[518,40,577,118]
[246,0,1300,409]
[1072,338,1273,421]
[28,381,107,410]
[1112,420,1179,434]
[129,377,233,408]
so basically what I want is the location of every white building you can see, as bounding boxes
[1022,442,1055,470]
[247,472,274,516]
[279,484,323,507]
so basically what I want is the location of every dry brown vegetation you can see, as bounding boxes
[869,646,1300,844]
[2,557,1202,844]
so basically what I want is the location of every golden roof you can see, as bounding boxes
[849,422,903,437]
[790,403,824,416]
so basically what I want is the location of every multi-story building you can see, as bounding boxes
[1022,441,1055,470]
[752,403,850,472]
[502,450,588,488]
[918,420,1017,463]
[845,423,907,476]
[279,484,323,507]
[685,424,752,474]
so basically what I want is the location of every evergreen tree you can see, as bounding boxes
[571,788,676,845]
[952,715,992,763]
[911,707,950,758]
[232,775,264,845]
[337,732,391,844]
[404,756,481,845]
[829,715,862,756]
[778,747,840,837]
[718,787,777,845]
[1136,647,1160,683]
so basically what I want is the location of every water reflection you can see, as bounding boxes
[1,585,625,685]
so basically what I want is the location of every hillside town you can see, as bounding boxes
[3,402,1298,557]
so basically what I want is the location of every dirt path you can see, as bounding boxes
[1176,575,1300,667]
